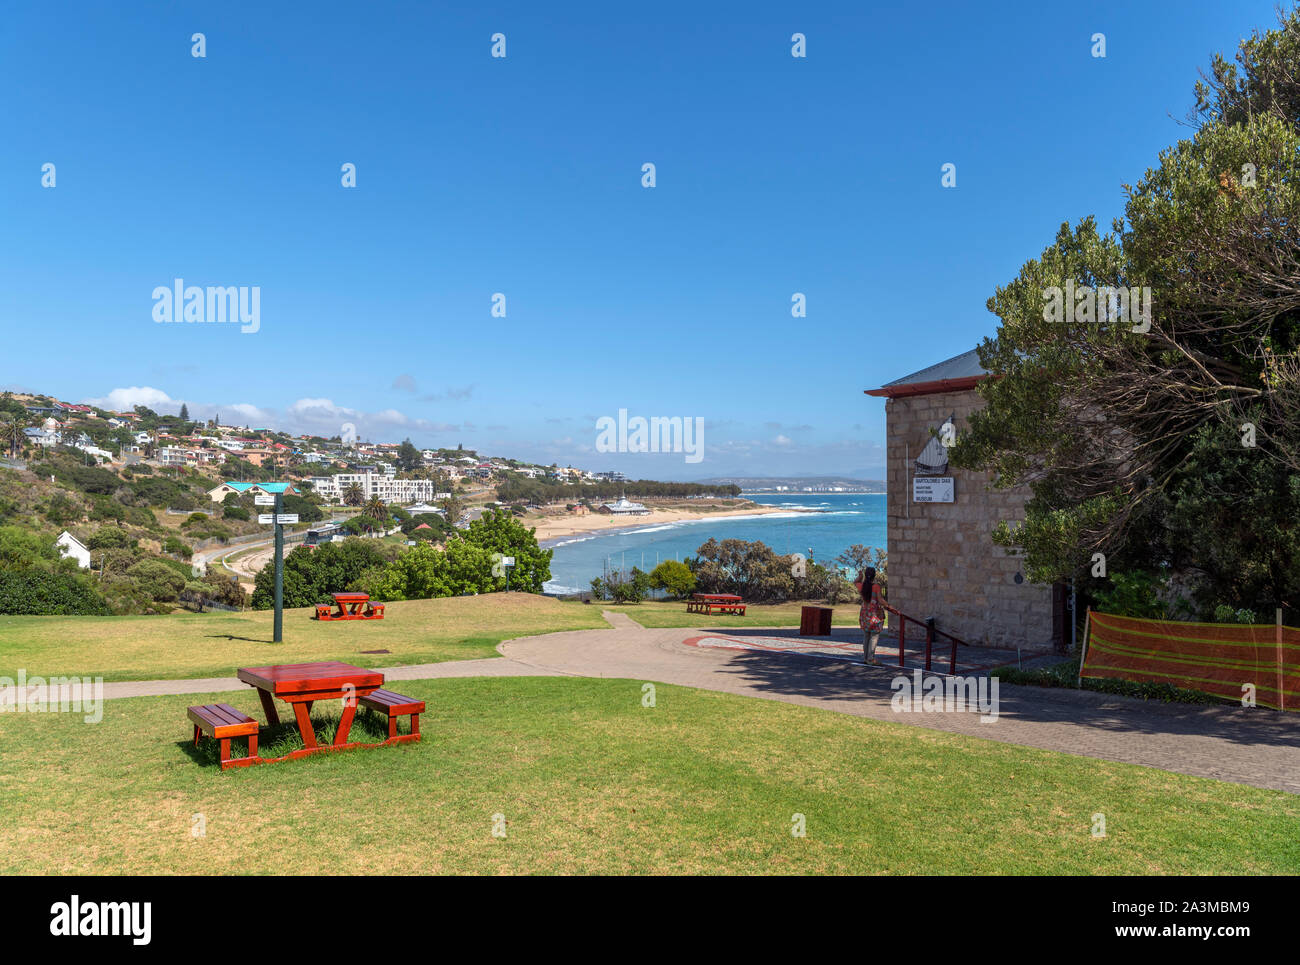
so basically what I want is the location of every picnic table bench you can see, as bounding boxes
[315,592,385,621]
[187,661,424,769]
[686,593,747,615]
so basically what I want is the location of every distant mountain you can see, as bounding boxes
[694,475,885,493]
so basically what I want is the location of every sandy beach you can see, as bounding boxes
[529,503,796,543]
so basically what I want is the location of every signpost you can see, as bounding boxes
[502,556,515,592]
[253,487,289,642]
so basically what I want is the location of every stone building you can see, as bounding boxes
[866,349,1065,652]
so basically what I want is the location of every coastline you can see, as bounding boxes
[532,503,798,546]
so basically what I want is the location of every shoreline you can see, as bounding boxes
[532,503,800,546]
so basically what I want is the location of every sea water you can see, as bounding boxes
[542,492,886,595]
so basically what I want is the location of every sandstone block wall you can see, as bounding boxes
[885,389,1055,651]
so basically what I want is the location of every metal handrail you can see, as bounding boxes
[881,602,971,674]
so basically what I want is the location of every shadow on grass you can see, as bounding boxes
[179,706,405,768]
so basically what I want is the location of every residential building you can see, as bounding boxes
[56,531,91,569]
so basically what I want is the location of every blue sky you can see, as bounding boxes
[0,0,1284,479]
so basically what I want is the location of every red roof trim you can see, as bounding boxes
[864,375,986,398]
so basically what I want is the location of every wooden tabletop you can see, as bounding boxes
[237,661,383,696]
[692,593,743,602]
[331,592,371,603]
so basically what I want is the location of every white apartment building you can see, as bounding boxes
[311,471,449,505]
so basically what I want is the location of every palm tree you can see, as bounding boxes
[362,496,389,522]
[342,482,364,507]
[0,413,26,458]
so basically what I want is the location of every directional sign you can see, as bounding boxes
[254,494,276,506]
[258,513,299,524]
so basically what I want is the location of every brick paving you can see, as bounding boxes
[498,613,1300,794]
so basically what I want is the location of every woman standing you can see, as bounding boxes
[856,566,885,664]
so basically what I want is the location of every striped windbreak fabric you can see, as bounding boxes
[1082,611,1300,711]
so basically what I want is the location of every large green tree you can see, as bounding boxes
[950,6,1300,614]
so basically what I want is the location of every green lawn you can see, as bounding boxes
[0,594,608,681]
[0,676,1294,874]
[616,600,862,629]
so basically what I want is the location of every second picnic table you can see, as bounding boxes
[315,592,385,621]
[686,593,747,615]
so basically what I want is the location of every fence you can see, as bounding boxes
[1080,610,1300,711]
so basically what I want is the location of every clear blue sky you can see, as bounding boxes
[0,0,1282,479]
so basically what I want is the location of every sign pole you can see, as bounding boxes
[273,491,284,643]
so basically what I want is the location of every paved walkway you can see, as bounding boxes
[21,610,1300,793]
[497,612,1300,794]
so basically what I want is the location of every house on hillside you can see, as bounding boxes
[56,531,91,569]
[866,348,1065,652]
[206,481,298,503]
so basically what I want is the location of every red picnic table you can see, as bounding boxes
[315,592,385,621]
[686,593,746,615]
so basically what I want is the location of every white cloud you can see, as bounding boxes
[87,386,181,413]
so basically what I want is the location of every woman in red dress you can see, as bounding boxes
[855,567,885,665]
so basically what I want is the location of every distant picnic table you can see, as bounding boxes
[316,592,385,621]
[686,593,746,615]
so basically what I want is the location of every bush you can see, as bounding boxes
[251,538,394,609]
[0,569,110,615]
[87,526,134,550]
[162,535,191,559]
[223,505,250,521]
[125,558,187,602]
[649,559,695,598]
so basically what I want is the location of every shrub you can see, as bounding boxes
[649,559,695,598]
[125,558,187,602]
[87,526,134,550]
[251,538,394,609]
[0,569,110,615]
[162,535,191,558]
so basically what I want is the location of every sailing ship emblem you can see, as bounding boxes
[914,413,955,476]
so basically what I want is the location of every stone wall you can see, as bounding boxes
[885,388,1056,651]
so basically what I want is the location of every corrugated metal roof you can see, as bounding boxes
[882,348,986,387]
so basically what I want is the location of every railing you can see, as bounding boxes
[882,603,971,674]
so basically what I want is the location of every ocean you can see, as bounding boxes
[542,492,887,595]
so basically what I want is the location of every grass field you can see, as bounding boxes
[0,594,608,681]
[615,600,863,629]
[0,676,1295,875]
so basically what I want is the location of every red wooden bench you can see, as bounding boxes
[357,689,424,742]
[686,593,747,615]
[188,703,260,769]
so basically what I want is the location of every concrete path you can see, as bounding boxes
[14,609,1299,793]
[496,613,1300,795]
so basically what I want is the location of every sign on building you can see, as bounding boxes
[912,477,954,503]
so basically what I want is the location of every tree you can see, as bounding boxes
[397,439,421,473]
[440,493,466,527]
[0,413,26,458]
[649,559,695,598]
[948,7,1300,616]
[179,403,190,421]
[362,496,389,523]
[342,482,364,507]
[456,508,552,593]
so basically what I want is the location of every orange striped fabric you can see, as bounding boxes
[1082,611,1300,711]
